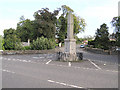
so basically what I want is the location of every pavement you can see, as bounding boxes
[1,46,119,88]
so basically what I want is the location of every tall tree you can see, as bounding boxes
[94,23,110,50]
[16,19,35,42]
[56,5,86,43]
[34,8,60,39]
[73,15,86,35]
[111,16,120,47]
[56,15,67,43]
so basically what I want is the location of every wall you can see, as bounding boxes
[1,49,57,55]
[85,47,117,55]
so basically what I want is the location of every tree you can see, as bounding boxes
[73,15,86,35]
[56,15,67,43]
[94,23,110,50]
[3,28,22,50]
[33,8,60,39]
[56,5,86,43]
[16,18,35,42]
[111,16,120,47]
[0,35,3,50]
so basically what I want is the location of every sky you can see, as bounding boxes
[0,0,119,38]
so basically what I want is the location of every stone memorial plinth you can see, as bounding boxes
[57,12,83,61]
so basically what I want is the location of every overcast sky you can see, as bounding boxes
[0,0,119,38]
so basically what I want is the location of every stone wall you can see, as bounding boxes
[85,47,117,55]
[57,52,83,61]
[1,49,57,55]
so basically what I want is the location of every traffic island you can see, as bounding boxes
[57,52,83,61]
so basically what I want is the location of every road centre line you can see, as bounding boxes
[88,59,101,69]
[1,69,15,74]
[33,57,44,59]
[46,60,52,64]
[48,80,83,88]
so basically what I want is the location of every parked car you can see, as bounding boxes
[80,45,84,48]
[116,47,120,51]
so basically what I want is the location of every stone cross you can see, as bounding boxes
[57,12,83,61]
[64,12,76,55]
[67,12,74,39]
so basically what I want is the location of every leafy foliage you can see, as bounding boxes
[31,36,55,50]
[61,5,74,16]
[56,5,86,43]
[56,15,67,43]
[111,16,120,47]
[73,15,86,34]
[3,28,22,50]
[0,35,3,50]
[94,23,110,50]
[33,8,60,39]
[3,6,86,50]
[16,18,35,42]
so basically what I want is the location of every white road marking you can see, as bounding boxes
[28,60,31,62]
[48,80,83,88]
[2,69,15,74]
[88,59,101,69]
[68,62,71,67]
[12,59,16,61]
[106,70,118,72]
[22,60,28,62]
[8,58,11,60]
[46,60,52,64]
[33,57,38,59]
[3,57,118,72]
[19,60,22,62]
[33,57,44,59]
[40,57,44,58]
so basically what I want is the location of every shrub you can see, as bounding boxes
[15,43,23,50]
[31,36,55,50]
[88,40,95,46]
[4,35,22,50]
[2,39,5,50]
[23,46,31,50]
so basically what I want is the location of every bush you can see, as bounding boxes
[2,39,5,50]
[23,46,31,50]
[31,36,55,50]
[0,36,3,50]
[88,40,95,46]
[4,35,22,50]
[15,43,23,50]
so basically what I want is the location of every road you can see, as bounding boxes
[1,46,118,88]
